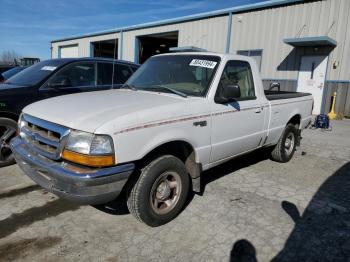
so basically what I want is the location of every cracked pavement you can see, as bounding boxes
[0,120,349,261]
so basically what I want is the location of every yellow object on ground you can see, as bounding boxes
[328,92,337,120]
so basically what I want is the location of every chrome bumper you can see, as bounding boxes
[10,137,135,205]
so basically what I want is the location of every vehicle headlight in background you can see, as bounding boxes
[18,113,26,136]
[62,130,115,167]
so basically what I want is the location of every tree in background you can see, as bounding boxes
[0,50,21,65]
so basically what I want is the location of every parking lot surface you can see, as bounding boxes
[0,120,349,262]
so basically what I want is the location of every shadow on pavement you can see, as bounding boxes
[93,194,130,215]
[230,239,258,262]
[0,199,80,239]
[272,161,350,261]
[201,148,272,195]
[229,162,350,261]
[0,184,41,199]
[0,236,62,260]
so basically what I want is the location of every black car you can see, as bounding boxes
[0,66,28,83]
[0,57,139,167]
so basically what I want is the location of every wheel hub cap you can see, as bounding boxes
[156,182,171,201]
[150,171,182,215]
[284,132,295,155]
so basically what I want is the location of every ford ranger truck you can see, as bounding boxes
[11,53,313,227]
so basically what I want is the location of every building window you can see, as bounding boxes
[237,50,263,71]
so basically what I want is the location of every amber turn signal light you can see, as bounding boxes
[62,150,115,167]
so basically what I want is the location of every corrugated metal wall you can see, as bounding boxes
[52,0,350,82]
[229,0,350,82]
[122,16,228,62]
[323,82,350,117]
[52,16,228,61]
[52,32,120,58]
[51,0,350,116]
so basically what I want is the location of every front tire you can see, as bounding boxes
[270,123,298,163]
[0,118,17,167]
[127,155,190,227]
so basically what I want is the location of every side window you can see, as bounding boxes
[97,62,113,85]
[50,62,96,87]
[218,60,255,100]
[237,50,262,71]
[114,64,133,84]
[130,65,139,72]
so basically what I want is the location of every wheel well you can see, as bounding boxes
[0,111,19,122]
[138,141,201,181]
[287,114,301,128]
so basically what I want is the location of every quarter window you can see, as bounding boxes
[97,63,134,86]
[115,64,133,84]
[97,62,113,85]
[218,60,255,100]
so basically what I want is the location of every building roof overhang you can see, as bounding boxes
[283,36,337,47]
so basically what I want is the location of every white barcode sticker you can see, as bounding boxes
[41,66,57,71]
[189,59,217,69]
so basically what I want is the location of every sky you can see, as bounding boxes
[0,0,264,59]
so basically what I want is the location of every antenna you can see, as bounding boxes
[111,37,117,89]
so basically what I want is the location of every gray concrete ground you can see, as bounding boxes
[0,120,349,262]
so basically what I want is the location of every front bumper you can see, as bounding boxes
[10,137,135,205]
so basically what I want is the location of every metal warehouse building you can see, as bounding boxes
[51,0,350,117]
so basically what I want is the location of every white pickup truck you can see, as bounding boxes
[11,52,313,226]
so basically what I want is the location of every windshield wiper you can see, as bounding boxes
[121,83,137,91]
[143,86,188,98]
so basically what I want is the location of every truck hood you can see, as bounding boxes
[23,89,192,133]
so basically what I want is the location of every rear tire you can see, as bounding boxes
[0,118,17,167]
[127,155,190,227]
[270,123,298,163]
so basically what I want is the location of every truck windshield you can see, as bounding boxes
[4,60,66,86]
[125,55,221,97]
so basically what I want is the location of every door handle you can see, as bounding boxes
[193,121,207,127]
[255,107,263,113]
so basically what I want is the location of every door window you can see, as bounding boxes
[217,60,255,100]
[50,62,96,87]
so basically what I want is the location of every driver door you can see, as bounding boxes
[210,60,266,163]
[39,62,98,98]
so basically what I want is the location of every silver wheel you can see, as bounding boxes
[284,132,295,156]
[150,171,182,215]
[0,125,16,164]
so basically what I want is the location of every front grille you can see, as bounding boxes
[20,114,70,160]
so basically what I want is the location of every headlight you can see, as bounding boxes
[65,131,93,154]
[63,130,115,167]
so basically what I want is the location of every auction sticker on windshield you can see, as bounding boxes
[189,59,217,69]
[41,66,57,71]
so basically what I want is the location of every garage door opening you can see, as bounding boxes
[136,31,178,63]
[91,39,118,59]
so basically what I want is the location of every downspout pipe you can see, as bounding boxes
[225,12,233,53]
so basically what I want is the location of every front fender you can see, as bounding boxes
[114,123,211,165]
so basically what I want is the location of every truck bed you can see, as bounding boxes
[264,90,311,101]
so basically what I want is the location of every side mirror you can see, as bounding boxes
[215,84,241,104]
[269,82,280,91]
[48,76,71,89]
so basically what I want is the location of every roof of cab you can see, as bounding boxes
[46,57,139,66]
